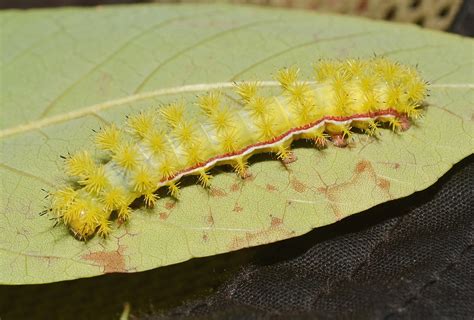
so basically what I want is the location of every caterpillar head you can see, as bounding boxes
[51,187,111,240]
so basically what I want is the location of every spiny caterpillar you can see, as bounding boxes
[48,57,428,240]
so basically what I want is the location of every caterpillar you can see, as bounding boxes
[48,57,428,240]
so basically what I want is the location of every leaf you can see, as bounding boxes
[0,4,472,285]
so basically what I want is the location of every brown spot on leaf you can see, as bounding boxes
[291,178,307,193]
[206,210,215,226]
[230,183,240,192]
[37,255,60,268]
[318,160,392,219]
[266,184,278,192]
[378,179,390,191]
[243,173,255,182]
[233,203,243,213]
[356,161,368,173]
[227,216,293,251]
[202,232,209,242]
[82,245,127,273]
[271,217,283,227]
[159,212,169,220]
[210,187,228,197]
[378,161,401,170]
[165,201,176,210]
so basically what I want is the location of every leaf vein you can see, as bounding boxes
[0,163,56,188]
[0,81,471,139]
[133,18,280,93]
[230,31,373,81]
[39,10,222,118]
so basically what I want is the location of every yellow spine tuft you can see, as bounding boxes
[388,118,402,131]
[245,96,271,119]
[233,157,249,178]
[160,102,185,128]
[198,91,221,114]
[208,108,234,132]
[66,151,95,178]
[314,60,338,82]
[144,192,158,207]
[173,121,196,145]
[118,206,131,221]
[342,59,366,78]
[301,127,328,147]
[405,78,427,102]
[314,132,329,147]
[127,111,155,138]
[325,123,352,138]
[113,142,139,170]
[358,75,377,92]
[341,125,352,138]
[102,187,127,211]
[133,166,157,194]
[354,119,381,136]
[219,128,240,153]
[276,144,291,161]
[60,199,84,227]
[95,124,121,151]
[63,199,106,239]
[400,101,423,119]
[285,82,312,105]
[158,157,176,179]
[255,115,276,140]
[51,187,77,218]
[168,181,181,198]
[59,200,79,226]
[79,165,107,194]
[198,169,212,188]
[145,129,168,154]
[332,88,350,115]
[185,143,205,166]
[360,92,379,112]
[293,99,317,125]
[386,85,403,107]
[374,57,401,83]
[97,218,112,237]
[276,66,298,89]
[235,81,259,102]
[367,120,380,136]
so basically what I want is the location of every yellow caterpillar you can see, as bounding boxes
[48,57,428,240]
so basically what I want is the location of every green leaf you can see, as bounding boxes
[0,4,472,285]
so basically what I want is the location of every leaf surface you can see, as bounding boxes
[0,4,473,284]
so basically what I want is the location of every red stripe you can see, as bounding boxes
[160,108,402,183]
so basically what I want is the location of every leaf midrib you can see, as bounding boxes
[0,82,471,139]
